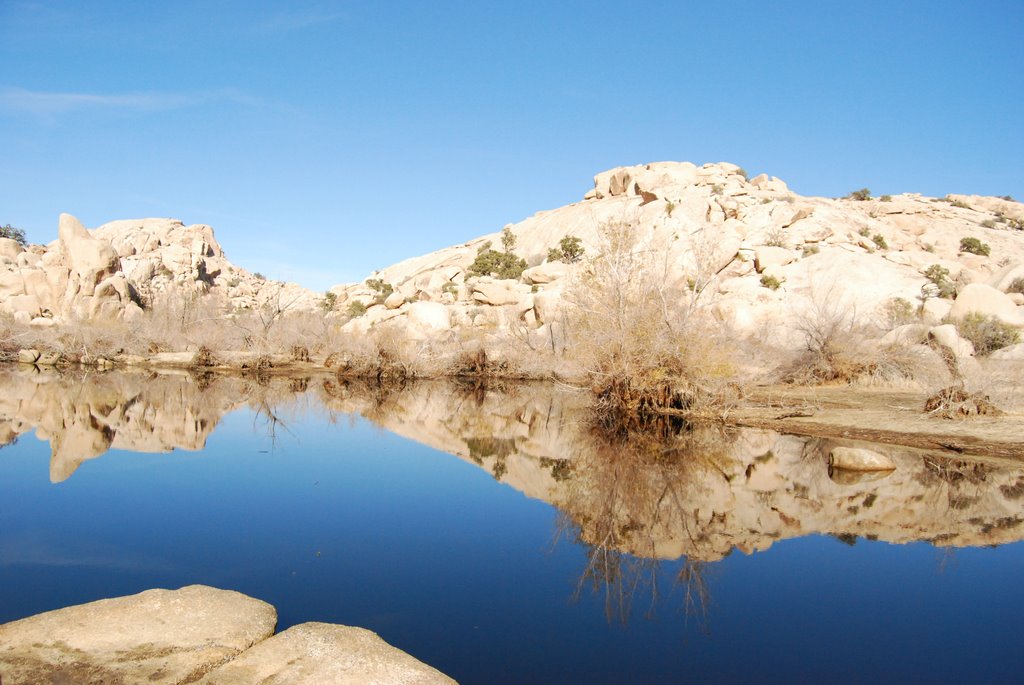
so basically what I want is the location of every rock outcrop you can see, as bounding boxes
[0,585,277,684]
[0,586,455,684]
[0,213,320,325]
[323,161,1024,353]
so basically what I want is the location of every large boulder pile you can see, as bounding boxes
[0,214,320,326]
[327,161,1024,354]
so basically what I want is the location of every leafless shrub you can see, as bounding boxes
[564,219,739,421]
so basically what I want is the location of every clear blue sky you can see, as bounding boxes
[2,1,1021,291]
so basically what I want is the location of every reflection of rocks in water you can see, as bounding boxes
[320,381,1024,559]
[3,371,1021,556]
[0,367,304,482]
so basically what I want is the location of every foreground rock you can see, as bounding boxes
[0,585,457,684]
[0,585,277,684]
[197,622,456,684]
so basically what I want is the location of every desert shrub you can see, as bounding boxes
[665,200,676,217]
[980,219,997,229]
[880,195,892,202]
[469,249,526,280]
[321,291,337,312]
[871,233,888,250]
[954,313,1021,356]
[760,274,782,290]
[711,184,724,196]
[780,282,888,384]
[847,188,871,201]
[858,227,871,237]
[346,300,367,318]
[881,297,916,329]
[1009,217,1024,231]
[959,237,990,256]
[470,228,526,279]
[441,282,459,297]
[736,167,748,180]
[764,226,787,247]
[999,195,1016,202]
[1007,277,1024,295]
[802,243,820,256]
[500,227,517,252]
[547,235,585,264]
[0,223,26,246]
[366,278,394,303]
[923,264,957,299]
[947,197,971,209]
[253,272,266,281]
[565,219,737,422]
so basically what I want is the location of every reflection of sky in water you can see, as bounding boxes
[1,406,1023,684]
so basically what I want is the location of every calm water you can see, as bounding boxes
[1,369,1023,683]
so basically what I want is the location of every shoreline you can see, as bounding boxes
[4,355,1020,462]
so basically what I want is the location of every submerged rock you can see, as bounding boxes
[828,446,897,472]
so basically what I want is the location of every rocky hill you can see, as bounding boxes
[329,161,1024,365]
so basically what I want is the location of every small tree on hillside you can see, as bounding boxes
[1,224,27,247]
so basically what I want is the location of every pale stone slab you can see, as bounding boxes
[197,622,457,685]
[829,447,896,472]
[0,585,277,684]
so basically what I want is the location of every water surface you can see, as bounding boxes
[1,368,1022,683]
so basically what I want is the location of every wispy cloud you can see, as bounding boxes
[250,6,347,34]
[0,86,258,117]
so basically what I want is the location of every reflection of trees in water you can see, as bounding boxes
[555,418,733,627]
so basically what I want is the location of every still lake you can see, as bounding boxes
[1,369,1022,684]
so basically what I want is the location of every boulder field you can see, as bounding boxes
[3,161,1023,365]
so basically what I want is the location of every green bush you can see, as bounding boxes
[847,188,872,201]
[880,195,892,202]
[947,197,972,209]
[959,236,990,256]
[469,249,526,280]
[501,227,517,252]
[547,235,584,264]
[321,291,337,312]
[0,223,26,246]
[1008,277,1024,295]
[871,233,888,250]
[346,300,367,318]
[760,274,782,290]
[955,313,1021,355]
[881,297,916,328]
[981,219,997,229]
[366,278,394,303]
[924,264,956,299]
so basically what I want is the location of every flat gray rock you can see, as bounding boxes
[196,622,457,684]
[0,585,277,684]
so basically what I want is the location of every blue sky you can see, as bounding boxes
[2,0,1022,291]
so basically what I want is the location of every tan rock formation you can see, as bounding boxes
[196,622,456,684]
[0,585,277,684]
